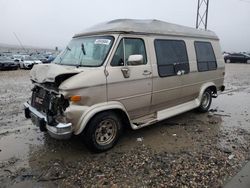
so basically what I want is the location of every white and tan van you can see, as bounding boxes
[24,19,225,152]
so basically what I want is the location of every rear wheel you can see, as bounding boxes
[197,89,212,113]
[83,112,123,152]
[247,59,250,64]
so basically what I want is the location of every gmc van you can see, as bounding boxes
[24,19,225,152]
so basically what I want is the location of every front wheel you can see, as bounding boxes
[226,59,231,63]
[197,89,212,113]
[83,112,123,152]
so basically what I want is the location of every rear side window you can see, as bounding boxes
[194,41,217,72]
[154,39,189,77]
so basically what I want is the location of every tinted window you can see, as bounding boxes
[111,38,147,66]
[194,41,217,72]
[154,39,189,77]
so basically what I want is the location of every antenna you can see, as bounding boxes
[13,32,28,53]
[196,0,209,30]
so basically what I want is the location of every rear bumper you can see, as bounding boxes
[24,102,72,140]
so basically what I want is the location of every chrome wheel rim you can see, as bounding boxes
[95,119,117,146]
[201,92,210,109]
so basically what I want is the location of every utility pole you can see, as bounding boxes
[196,0,209,30]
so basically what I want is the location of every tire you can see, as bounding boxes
[197,89,212,113]
[247,60,250,64]
[226,59,231,63]
[83,111,123,152]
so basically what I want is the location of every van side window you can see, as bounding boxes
[194,41,217,72]
[154,39,189,77]
[111,38,147,66]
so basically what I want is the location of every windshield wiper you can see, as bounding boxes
[66,46,71,51]
[81,43,86,55]
[78,43,86,67]
[59,46,71,63]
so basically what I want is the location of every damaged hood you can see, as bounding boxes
[30,63,83,83]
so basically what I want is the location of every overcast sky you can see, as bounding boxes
[0,0,249,52]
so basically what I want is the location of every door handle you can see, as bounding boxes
[143,70,152,76]
[121,67,130,78]
[177,70,185,76]
[177,70,182,76]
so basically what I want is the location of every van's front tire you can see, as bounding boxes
[197,89,212,113]
[83,112,122,153]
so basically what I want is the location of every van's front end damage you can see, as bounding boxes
[24,103,73,139]
[24,61,108,140]
[24,85,73,139]
[24,64,84,139]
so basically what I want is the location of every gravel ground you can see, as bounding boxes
[0,64,250,188]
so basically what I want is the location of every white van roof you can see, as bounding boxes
[74,19,219,40]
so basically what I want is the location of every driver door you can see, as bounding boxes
[106,36,152,119]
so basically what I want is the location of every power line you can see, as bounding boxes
[13,32,28,53]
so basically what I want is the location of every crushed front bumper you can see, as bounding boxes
[24,102,72,140]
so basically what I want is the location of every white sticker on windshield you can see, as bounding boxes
[95,39,111,45]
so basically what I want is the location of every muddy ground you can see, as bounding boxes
[0,64,250,188]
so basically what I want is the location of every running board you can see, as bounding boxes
[131,98,200,130]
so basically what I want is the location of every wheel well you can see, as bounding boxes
[207,85,217,98]
[111,109,131,130]
[83,109,131,134]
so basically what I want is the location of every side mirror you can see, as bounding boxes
[127,55,143,66]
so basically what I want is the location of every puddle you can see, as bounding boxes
[212,91,250,131]
[0,126,43,162]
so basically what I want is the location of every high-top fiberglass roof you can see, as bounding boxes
[74,19,218,40]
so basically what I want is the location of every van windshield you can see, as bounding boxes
[54,36,114,67]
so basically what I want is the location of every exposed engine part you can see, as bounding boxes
[31,85,69,126]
